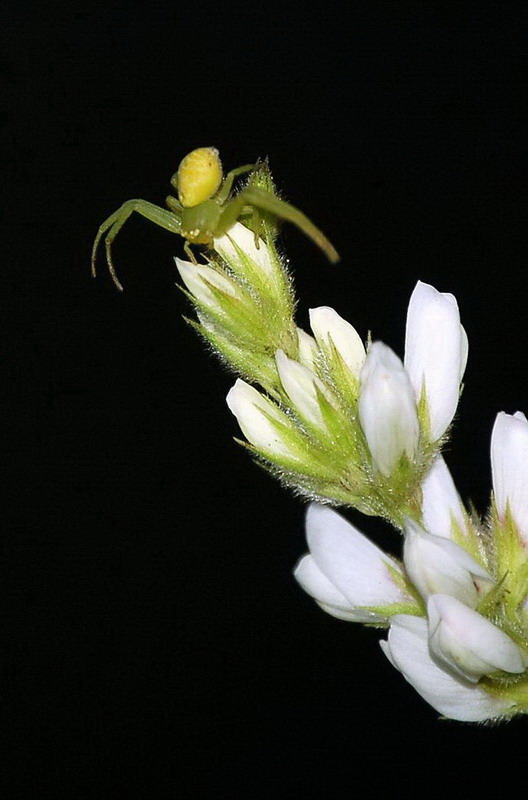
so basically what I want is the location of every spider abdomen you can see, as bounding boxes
[176,147,223,208]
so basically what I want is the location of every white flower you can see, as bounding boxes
[403,520,492,607]
[421,456,467,540]
[491,410,528,545]
[299,505,525,721]
[404,281,467,441]
[427,594,526,683]
[309,306,366,376]
[175,257,241,309]
[294,504,413,623]
[275,350,333,430]
[381,615,515,722]
[359,342,420,477]
[226,379,294,460]
[213,221,275,278]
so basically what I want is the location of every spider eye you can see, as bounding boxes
[177,147,223,208]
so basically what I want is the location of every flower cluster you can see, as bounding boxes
[177,224,466,527]
[296,435,528,722]
[176,220,528,722]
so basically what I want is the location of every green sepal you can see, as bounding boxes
[313,335,362,411]
[488,502,528,611]
[387,561,425,612]
[180,274,297,367]
[449,512,489,571]
[416,381,432,441]
[361,602,425,629]
[236,437,349,484]
[239,159,281,241]
[310,383,363,462]
[479,672,528,718]
[184,316,281,396]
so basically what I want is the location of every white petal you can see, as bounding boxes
[294,554,352,609]
[382,615,514,722]
[421,456,466,539]
[294,555,380,622]
[359,342,419,477]
[403,520,491,606]
[226,379,293,459]
[428,594,526,683]
[459,325,469,380]
[317,603,377,622]
[491,411,528,544]
[213,222,274,277]
[305,504,409,609]
[404,281,466,440]
[175,257,240,307]
[276,350,332,429]
[309,306,366,376]
[296,327,318,371]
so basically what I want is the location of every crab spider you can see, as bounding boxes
[91,147,340,291]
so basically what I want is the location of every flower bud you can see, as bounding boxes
[275,350,333,430]
[491,410,528,544]
[427,594,526,683]
[381,614,516,721]
[421,456,467,540]
[214,221,275,278]
[309,306,365,377]
[403,520,491,607]
[359,342,419,477]
[226,379,294,460]
[295,504,413,623]
[175,257,241,310]
[404,281,467,440]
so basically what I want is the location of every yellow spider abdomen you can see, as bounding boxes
[176,147,223,208]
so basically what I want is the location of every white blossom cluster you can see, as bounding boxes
[296,434,528,722]
[176,222,528,722]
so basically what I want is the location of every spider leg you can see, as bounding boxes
[217,186,340,264]
[234,201,264,248]
[165,194,183,213]
[183,240,198,264]
[91,199,182,291]
[215,163,258,204]
[215,193,257,237]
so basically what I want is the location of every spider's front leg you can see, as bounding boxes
[215,187,340,264]
[91,199,183,291]
[215,163,258,204]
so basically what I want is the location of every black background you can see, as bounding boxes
[3,1,528,796]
